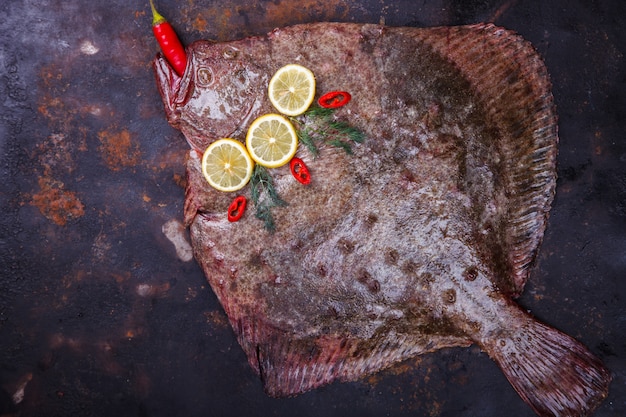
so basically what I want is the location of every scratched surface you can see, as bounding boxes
[0,0,624,416]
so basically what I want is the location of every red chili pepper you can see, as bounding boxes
[318,91,351,109]
[290,157,311,185]
[227,196,247,222]
[150,0,187,76]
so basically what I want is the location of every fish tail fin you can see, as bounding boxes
[486,319,611,416]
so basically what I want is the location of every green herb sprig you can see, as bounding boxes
[292,106,364,156]
[250,165,287,232]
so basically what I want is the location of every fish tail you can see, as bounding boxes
[486,319,611,417]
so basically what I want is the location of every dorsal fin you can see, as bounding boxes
[420,24,558,295]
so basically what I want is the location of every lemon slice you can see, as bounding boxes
[201,138,254,192]
[268,64,316,116]
[245,114,298,168]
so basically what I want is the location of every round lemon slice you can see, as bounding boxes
[201,138,254,192]
[245,114,298,168]
[268,64,316,116]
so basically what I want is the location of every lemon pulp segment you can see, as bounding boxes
[268,64,316,116]
[201,138,254,192]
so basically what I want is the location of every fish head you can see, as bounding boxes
[154,41,266,151]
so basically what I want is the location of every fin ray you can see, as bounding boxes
[486,318,611,416]
[422,24,559,295]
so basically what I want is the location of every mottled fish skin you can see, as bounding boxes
[154,22,611,417]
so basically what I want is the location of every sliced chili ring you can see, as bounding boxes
[318,91,351,109]
[290,157,311,185]
[227,195,247,222]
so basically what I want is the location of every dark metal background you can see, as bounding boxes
[1,0,624,416]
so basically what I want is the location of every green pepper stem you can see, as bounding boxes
[149,0,167,26]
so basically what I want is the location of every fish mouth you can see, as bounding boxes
[153,53,192,120]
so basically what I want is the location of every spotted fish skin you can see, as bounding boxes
[154,22,611,417]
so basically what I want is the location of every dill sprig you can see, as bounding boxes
[327,120,365,143]
[327,139,354,154]
[305,106,334,119]
[297,128,319,156]
[250,165,287,232]
[291,106,365,156]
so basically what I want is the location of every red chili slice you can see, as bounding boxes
[318,91,351,109]
[227,196,247,222]
[290,157,311,185]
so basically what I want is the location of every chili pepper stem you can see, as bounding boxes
[149,0,166,26]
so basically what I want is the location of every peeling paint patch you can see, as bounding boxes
[31,176,85,226]
[11,373,33,405]
[80,39,99,55]
[34,133,86,177]
[136,282,171,297]
[162,219,193,261]
[91,232,112,262]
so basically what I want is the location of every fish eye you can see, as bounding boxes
[223,47,239,59]
[196,67,214,86]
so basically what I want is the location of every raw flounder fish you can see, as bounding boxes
[154,22,611,416]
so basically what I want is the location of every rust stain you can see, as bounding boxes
[31,176,85,226]
[184,4,236,40]
[37,64,76,131]
[112,271,132,284]
[150,146,187,172]
[204,309,230,330]
[263,0,351,27]
[132,365,152,399]
[363,354,447,414]
[366,356,423,386]
[115,28,155,72]
[97,128,141,171]
[173,172,186,189]
[183,0,352,40]
[193,13,208,32]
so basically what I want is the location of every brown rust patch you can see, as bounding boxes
[204,309,230,330]
[37,64,94,131]
[31,176,85,226]
[97,128,141,171]
[193,13,209,32]
[263,0,351,27]
[183,2,237,40]
[183,0,352,40]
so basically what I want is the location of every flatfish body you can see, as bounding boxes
[153,22,611,416]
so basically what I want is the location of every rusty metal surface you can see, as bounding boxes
[0,0,624,416]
